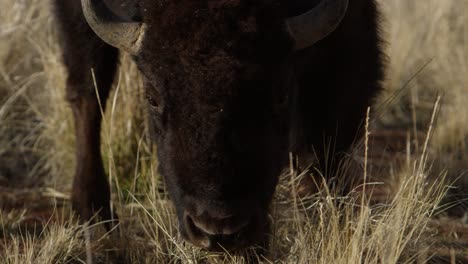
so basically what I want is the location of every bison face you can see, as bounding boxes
[82,0,348,250]
[137,2,293,249]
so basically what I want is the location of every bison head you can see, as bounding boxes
[82,0,348,250]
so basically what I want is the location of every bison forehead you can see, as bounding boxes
[207,0,242,9]
[138,2,291,68]
[135,2,292,88]
[142,0,285,35]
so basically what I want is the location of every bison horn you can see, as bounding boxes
[81,0,145,54]
[286,0,349,50]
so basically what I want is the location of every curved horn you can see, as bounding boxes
[286,0,349,50]
[81,0,146,54]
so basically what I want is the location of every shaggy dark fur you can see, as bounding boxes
[54,0,384,250]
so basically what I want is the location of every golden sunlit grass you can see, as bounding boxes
[0,0,466,263]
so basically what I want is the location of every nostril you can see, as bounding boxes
[192,218,218,236]
[183,209,261,250]
[186,211,250,236]
[221,218,249,236]
[187,213,220,236]
[186,214,203,235]
[185,214,211,248]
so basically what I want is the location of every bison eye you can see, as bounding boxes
[146,95,160,110]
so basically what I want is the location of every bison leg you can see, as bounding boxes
[54,0,119,229]
[67,66,118,229]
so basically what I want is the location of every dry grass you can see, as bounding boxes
[379,0,468,216]
[0,0,467,263]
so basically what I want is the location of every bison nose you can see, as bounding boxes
[183,210,250,249]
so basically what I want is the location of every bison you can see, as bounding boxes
[53,0,383,250]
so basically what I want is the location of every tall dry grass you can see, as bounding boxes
[0,0,466,263]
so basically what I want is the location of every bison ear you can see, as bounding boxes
[286,0,349,50]
[81,0,146,54]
